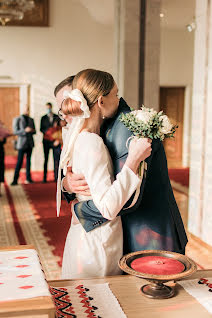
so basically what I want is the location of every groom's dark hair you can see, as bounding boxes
[54,75,75,97]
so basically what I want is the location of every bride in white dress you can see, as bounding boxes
[56,69,152,279]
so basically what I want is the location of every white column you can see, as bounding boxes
[188,0,212,245]
[202,0,212,245]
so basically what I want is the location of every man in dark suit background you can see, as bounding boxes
[55,77,188,256]
[40,102,59,182]
[11,105,36,185]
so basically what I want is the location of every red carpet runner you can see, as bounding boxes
[4,171,71,278]
[21,174,71,267]
[4,181,27,245]
[168,167,189,187]
[5,155,26,170]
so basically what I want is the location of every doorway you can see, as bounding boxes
[160,87,185,168]
[0,87,20,156]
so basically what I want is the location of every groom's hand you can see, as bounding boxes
[63,167,91,196]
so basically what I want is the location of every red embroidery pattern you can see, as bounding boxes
[50,285,101,318]
[15,265,29,268]
[49,286,76,318]
[14,256,28,259]
[19,286,34,289]
[76,285,97,318]
[16,275,32,278]
[198,278,212,291]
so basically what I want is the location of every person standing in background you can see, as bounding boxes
[43,118,66,181]
[0,121,13,195]
[40,102,59,182]
[0,137,6,195]
[11,105,36,186]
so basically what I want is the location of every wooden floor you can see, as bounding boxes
[174,189,212,269]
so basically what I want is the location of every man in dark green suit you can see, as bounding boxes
[55,80,188,255]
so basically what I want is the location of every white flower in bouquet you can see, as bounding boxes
[159,115,173,134]
[119,105,177,175]
[120,105,177,141]
[132,107,157,124]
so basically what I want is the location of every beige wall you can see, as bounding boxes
[0,0,195,171]
[160,28,194,86]
[0,0,114,170]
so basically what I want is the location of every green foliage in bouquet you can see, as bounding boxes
[119,107,178,141]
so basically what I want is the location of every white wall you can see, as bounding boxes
[0,2,195,170]
[160,28,194,86]
[0,0,114,170]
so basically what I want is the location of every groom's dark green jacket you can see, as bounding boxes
[64,98,188,254]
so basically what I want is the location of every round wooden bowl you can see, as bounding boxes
[119,250,197,299]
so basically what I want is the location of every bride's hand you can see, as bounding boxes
[125,137,152,173]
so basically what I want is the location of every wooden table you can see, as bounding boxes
[1,268,212,317]
[49,269,212,318]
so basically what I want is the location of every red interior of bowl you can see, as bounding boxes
[131,256,185,275]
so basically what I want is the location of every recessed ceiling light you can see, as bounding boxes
[160,13,164,18]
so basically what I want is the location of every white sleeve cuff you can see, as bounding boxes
[123,164,142,182]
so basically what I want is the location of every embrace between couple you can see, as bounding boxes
[54,69,188,280]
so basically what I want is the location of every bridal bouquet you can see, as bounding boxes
[120,106,177,175]
[120,106,177,141]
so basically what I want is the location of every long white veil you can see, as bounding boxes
[56,89,90,217]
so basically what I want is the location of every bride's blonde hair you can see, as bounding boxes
[61,69,115,116]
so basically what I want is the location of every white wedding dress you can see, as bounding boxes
[61,131,141,279]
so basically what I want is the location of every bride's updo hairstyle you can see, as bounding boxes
[61,69,115,117]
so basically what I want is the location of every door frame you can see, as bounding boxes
[0,83,31,156]
[160,85,191,168]
[183,85,192,167]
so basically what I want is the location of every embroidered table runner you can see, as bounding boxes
[178,277,212,314]
[50,282,126,318]
[0,249,50,301]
